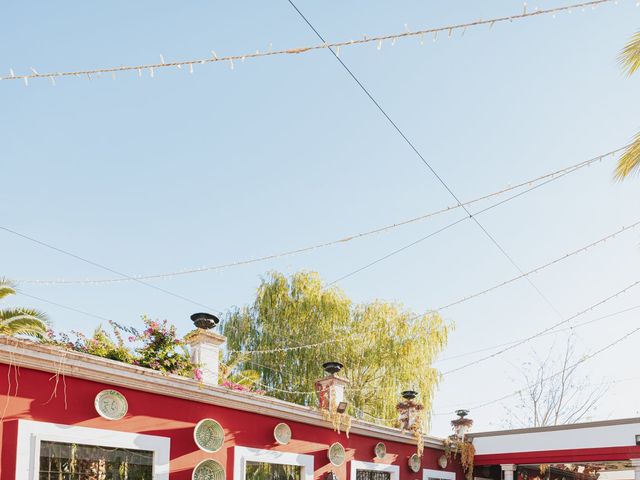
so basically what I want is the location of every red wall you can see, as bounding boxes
[0,363,462,480]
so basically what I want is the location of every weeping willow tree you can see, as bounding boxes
[223,271,451,426]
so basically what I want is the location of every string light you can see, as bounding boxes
[441,279,640,375]
[433,324,640,415]
[0,0,618,85]
[15,146,624,286]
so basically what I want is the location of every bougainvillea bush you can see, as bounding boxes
[42,316,263,394]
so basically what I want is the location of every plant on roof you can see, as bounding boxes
[132,316,195,377]
[0,277,48,339]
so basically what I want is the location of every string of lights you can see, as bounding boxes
[434,303,640,363]
[0,225,221,314]
[15,147,621,286]
[16,216,637,359]
[0,0,619,85]
[435,220,640,312]
[433,324,640,415]
[288,0,567,322]
[441,279,640,375]
[325,157,617,287]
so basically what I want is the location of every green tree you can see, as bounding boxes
[0,277,48,338]
[223,271,451,424]
[616,31,640,179]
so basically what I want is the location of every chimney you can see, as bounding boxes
[397,390,424,431]
[315,362,349,413]
[185,313,225,386]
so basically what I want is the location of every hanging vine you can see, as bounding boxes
[320,392,352,437]
[397,398,425,457]
[443,437,476,480]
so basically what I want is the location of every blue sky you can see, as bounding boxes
[2,0,639,436]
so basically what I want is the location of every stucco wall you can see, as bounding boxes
[0,363,462,480]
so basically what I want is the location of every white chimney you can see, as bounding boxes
[185,313,225,386]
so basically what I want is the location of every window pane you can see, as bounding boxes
[39,440,154,480]
[246,461,303,480]
[356,470,391,480]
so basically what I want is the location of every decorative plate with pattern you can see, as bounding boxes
[328,442,346,466]
[94,390,128,420]
[408,453,421,473]
[192,459,225,480]
[194,419,224,452]
[438,454,448,469]
[374,442,386,459]
[274,422,292,445]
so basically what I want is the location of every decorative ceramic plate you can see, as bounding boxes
[374,442,386,459]
[438,454,448,469]
[408,453,421,473]
[274,422,292,445]
[328,442,346,466]
[192,459,225,480]
[194,418,224,452]
[94,389,128,420]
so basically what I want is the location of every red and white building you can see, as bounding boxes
[1,329,638,480]
[0,332,464,480]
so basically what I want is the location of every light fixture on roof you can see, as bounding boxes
[451,409,473,439]
[190,312,220,330]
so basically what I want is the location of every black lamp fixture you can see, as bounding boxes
[322,361,344,375]
[401,390,418,400]
[190,312,220,330]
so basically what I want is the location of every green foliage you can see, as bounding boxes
[0,277,48,338]
[223,271,451,424]
[616,32,640,180]
[45,316,196,378]
[133,316,195,377]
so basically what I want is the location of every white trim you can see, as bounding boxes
[15,419,170,480]
[233,446,314,480]
[0,336,444,449]
[351,460,400,480]
[423,468,456,480]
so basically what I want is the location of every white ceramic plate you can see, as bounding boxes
[192,459,225,480]
[328,442,346,466]
[274,422,292,445]
[408,453,421,473]
[94,390,128,420]
[194,418,224,452]
[375,442,387,459]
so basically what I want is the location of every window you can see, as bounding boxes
[245,461,303,480]
[234,447,313,480]
[15,420,170,480]
[38,440,154,480]
[356,470,392,480]
[423,468,456,480]
[350,461,399,480]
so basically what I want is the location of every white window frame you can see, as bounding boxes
[15,419,170,480]
[424,468,456,480]
[234,446,314,480]
[351,460,400,480]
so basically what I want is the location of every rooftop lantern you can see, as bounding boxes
[397,389,424,431]
[190,312,220,330]
[397,388,426,457]
[451,409,473,439]
[185,312,225,386]
[315,362,349,414]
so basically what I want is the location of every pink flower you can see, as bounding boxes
[128,336,135,342]
[194,368,203,381]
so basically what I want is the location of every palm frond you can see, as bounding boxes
[0,307,49,323]
[614,131,640,180]
[0,317,47,338]
[619,31,640,76]
[0,277,17,300]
